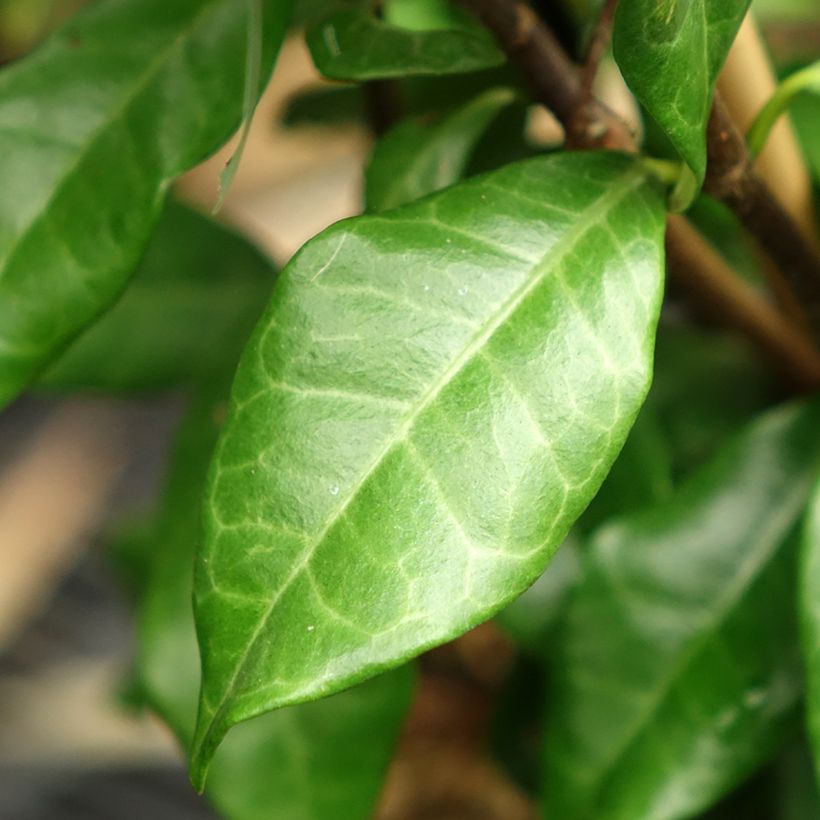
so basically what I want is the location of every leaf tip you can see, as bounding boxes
[187,710,226,794]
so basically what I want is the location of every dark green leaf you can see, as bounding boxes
[579,400,674,533]
[773,738,820,820]
[801,473,820,790]
[306,7,504,81]
[0,0,291,407]
[136,389,413,820]
[366,87,516,211]
[39,201,274,393]
[649,324,773,481]
[189,151,666,785]
[282,85,366,128]
[544,398,820,820]
[613,0,750,206]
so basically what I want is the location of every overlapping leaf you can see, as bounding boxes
[306,7,504,80]
[38,201,274,392]
[497,323,770,653]
[544,398,820,820]
[366,87,516,211]
[189,151,666,785]
[0,0,291,407]
[613,0,750,206]
[133,390,412,820]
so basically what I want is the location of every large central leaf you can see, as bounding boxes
[190,151,666,785]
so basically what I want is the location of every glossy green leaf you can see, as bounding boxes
[366,87,516,211]
[613,0,750,205]
[544,398,820,820]
[136,390,413,820]
[38,201,274,393]
[0,0,291,407]
[306,7,504,81]
[189,151,667,785]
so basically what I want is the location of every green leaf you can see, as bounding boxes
[774,738,820,820]
[214,0,265,213]
[790,85,820,183]
[544,398,820,820]
[189,151,667,786]
[383,0,466,31]
[495,534,582,653]
[38,201,274,393]
[579,400,674,533]
[283,85,367,128]
[136,390,413,819]
[306,7,504,81]
[613,0,750,207]
[801,473,820,789]
[747,60,820,157]
[649,324,772,480]
[0,0,292,408]
[365,87,516,211]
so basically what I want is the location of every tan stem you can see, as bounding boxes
[667,215,820,391]
[718,13,817,242]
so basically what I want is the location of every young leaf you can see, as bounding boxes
[544,398,820,820]
[306,7,504,80]
[613,0,750,206]
[366,87,516,211]
[747,59,820,157]
[137,390,413,820]
[0,0,291,408]
[189,151,667,785]
[789,83,820,183]
[38,201,274,393]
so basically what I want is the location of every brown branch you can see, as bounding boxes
[580,0,619,101]
[458,0,633,150]
[667,216,820,391]
[458,0,820,389]
[704,94,820,336]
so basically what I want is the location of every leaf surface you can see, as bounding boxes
[190,151,666,784]
[366,87,516,212]
[613,0,750,204]
[306,7,504,80]
[0,0,290,407]
[39,201,274,393]
[137,389,412,820]
[544,398,820,820]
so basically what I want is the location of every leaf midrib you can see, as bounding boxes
[196,161,649,767]
[0,0,225,279]
[587,474,810,814]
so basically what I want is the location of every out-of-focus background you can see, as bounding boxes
[1,1,819,818]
